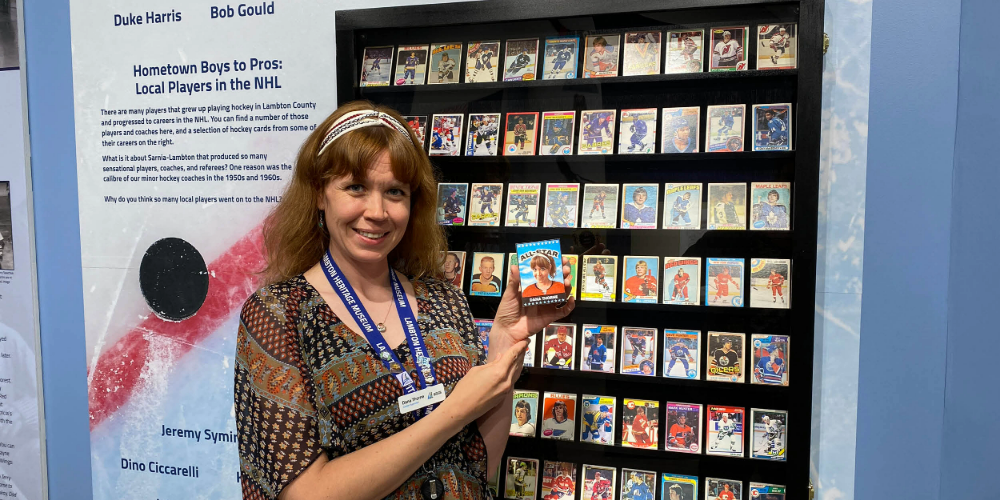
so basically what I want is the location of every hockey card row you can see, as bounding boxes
[437,182,791,230]
[497,460,784,500]
[359,24,798,87]
[409,104,791,156]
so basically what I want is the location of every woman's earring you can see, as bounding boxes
[318,210,325,229]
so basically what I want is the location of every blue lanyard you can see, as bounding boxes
[320,251,438,411]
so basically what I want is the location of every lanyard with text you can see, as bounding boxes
[320,251,443,417]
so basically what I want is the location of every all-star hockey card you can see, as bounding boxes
[583,34,620,78]
[581,255,618,302]
[752,104,792,151]
[474,318,492,357]
[619,108,657,154]
[751,408,787,461]
[664,184,702,230]
[524,332,537,368]
[663,330,700,379]
[665,30,704,74]
[705,477,743,500]
[749,482,786,500]
[505,183,541,227]
[469,252,504,297]
[621,327,657,376]
[436,183,468,226]
[662,107,700,153]
[622,255,659,304]
[581,184,620,229]
[752,334,789,386]
[582,324,616,373]
[440,250,466,290]
[393,44,429,85]
[403,115,427,149]
[516,239,568,307]
[466,40,501,82]
[504,38,539,81]
[428,42,463,84]
[622,399,659,449]
[543,183,580,228]
[706,406,745,457]
[749,258,791,309]
[621,184,659,229]
[706,104,746,152]
[750,181,791,230]
[506,457,540,500]
[662,474,698,500]
[542,36,579,80]
[621,469,657,500]
[663,257,701,306]
[468,183,503,227]
[582,465,616,500]
[466,113,501,156]
[666,402,702,454]
[541,461,578,500]
[707,331,746,383]
[756,23,797,70]
[578,110,617,155]
[707,182,746,230]
[510,390,540,437]
[360,46,393,87]
[504,112,539,156]
[709,26,749,71]
[566,255,580,299]
[542,323,576,370]
[429,113,463,156]
[540,111,576,155]
[580,395,616,445]
[706,258,745,307]
[540,392,577,441]
[623,31,662,76]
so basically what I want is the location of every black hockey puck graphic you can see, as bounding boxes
[139,237,209,322]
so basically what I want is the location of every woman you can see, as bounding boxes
[521,254,566,297]
[236,101,574,500]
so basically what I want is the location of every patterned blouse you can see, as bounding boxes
[235,274,489,500]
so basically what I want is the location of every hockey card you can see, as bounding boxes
[394,44,429,85]
[622,31,662,76]
[510,390,539,437]
[581,324,617,373]
[583,34,620,78]
[705,477,742,500]
[540,111,576,156]
[542,323,576,370]
[475,318,492,357]
[750,181,791,230]
[578,110,617,155]
[709,26,749,71]
[581,184,620,229]
[541,36,580,80]
[752,104,792,151]
[707,182,746,230]
[466,40,501,83]
[661,474,698,500]
[428,42,462,84]
[749,483,786,500]
[756,23,797,70]
[506,457,540,500]
[749,258,791,309]
[505,183,541,227]
[622,399,659,449]
[360,46,393,87]
[706,406,744,457]
[663,257,701,306]
[566,254,580,299]
[436,182,468,226]
[661,107,700,153]
[469,183,503,226]
[580,395,616,445]
[621,469,657,500]
[516,239,568,307]
[582,465,616,500]
[543,183,580,228]
[706,258,745,307]
[469,252,505,297]
[622,256,659,304]
[663,184,702,230]
[440,250,466,290]
[504,112,539,156]
[663,330,700,379]
[621,184,659,229]
[541,392,577,441]
[665,30,704,74]
[504,38,539,81]
[540,462,578,500]
[666,402,702,453]
[752,334,789,386]
[581,255,617,302]
[706,331,745,383]
[403,115,427,148]
[466,113,501,156]
[429,113,463,156]
[751,408,787,461]
[619,108,657,154]
[524,332,537,368]
[706,104,746,152]
[621,327,657,376]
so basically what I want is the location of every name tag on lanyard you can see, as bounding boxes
[398,383,447,414]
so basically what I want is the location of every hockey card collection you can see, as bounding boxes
[469,251,504,296]
[666,402,702,453]
[435,182,467,226]
[619,108,657,154]
[428,42,462,84]
[466,113,501,156]
[429,113,463,156]
[621,183,659,229]
[581,324,617,373]
[468,183,503,226]
[580,395,616,445]
[506,457,540,500]
[705,477,742,500]
[756,23,797,70]
[515,239,568,307]
[542,36,580,80]
[542,323,576,370]
[706,104,746,152]
[661,107,700,153]
[504,112,539,156]
[621,469,657,500]
[540,461,578,500]
[583,34,621,78]
[706,258,745,307]
[750,408,787,461]
[505,183,541,227]
[706,332,745,383]
[664,330,700,379]
[622,31,662,76]
[465,40,500,82]
[621,327,657,376]
[394,44,429,85]
[622,256,659,304]
[581,255,618,302]
[749,258,791,309]
[706,406,744,457]
[663,257,701,306]
[622,399,658,449]
[540,392,577,441]
[709,26,749,71]
[752,334,789,386]
[581,184,619,229]
[664,183,702,230]
[661,474,698,500]
[750,181,791,230]
[578,110,617,155]
[665,30,704,74]
[511,390,540,437]
[752,104,792,151]
[540,111,576,156]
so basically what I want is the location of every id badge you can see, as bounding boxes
[398,384,446,414]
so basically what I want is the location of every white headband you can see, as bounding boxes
[316,110,412,156]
